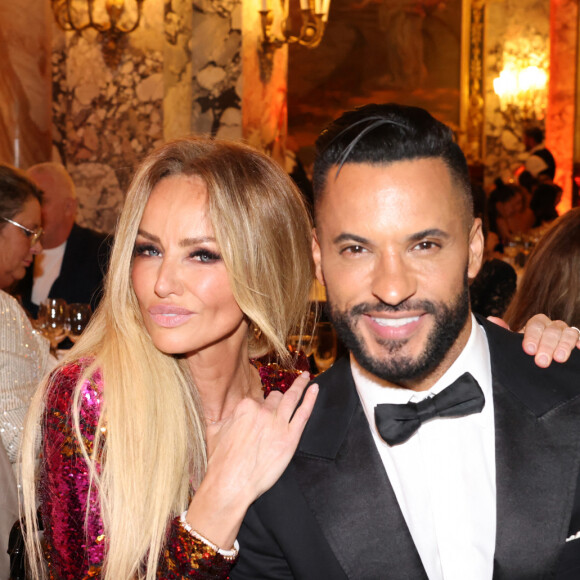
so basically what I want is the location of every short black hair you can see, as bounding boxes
[524,127,544,144]
[0,164,43,225]
[312,103,473,221]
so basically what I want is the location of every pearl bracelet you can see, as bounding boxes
[179,511,240,561]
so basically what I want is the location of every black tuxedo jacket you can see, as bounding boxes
[17,223,111,317]
[233,317,580,579]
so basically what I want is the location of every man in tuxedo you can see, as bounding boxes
[523,126,556,181]
[233,104,580,579]
[16,162,110,317]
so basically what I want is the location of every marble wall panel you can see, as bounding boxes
[2,0,294,233]
[191,0,243,140]
[163,0,193,140]
[51,0,165,233]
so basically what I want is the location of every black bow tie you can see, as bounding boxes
[374,372,485,446]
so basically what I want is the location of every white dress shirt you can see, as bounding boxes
[524,142,550,177]
[31,241,67,306]
[354,314,496,580]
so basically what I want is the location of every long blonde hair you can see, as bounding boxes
[21,137,314,579]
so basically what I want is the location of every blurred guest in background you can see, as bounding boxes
[523,126,556,181]
[518,169,538,198]
[530,182,562,236]
[0,165,51,469]
[504,185,534,237]
[15,162,111,318]
[505,207,580,331]
[487,180,518,246]
[469,185,517,318]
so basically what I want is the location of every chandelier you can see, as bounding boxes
[493,64,548,121]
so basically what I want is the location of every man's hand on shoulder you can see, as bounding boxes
[488,313,580,368]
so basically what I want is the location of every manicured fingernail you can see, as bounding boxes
[555,348,566,361]
[526,342,537,355]
[537,354,549,366]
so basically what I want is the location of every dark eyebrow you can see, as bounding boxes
[407,228,450,243]
[136,229,216,247]
[332,233,370,245]
[332,229,450,246]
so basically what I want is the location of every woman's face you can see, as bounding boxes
[131,174,247,357]
[0,196,42,289]
[496,196,517,218]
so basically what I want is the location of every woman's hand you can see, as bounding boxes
[185,372,318,550]
[488,313,580,367]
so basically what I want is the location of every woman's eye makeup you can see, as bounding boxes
[190,249,221,263]
[133,238,221,263]
[134,243,160,257]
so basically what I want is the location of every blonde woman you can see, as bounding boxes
[21,138,318,579]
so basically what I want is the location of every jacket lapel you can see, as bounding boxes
[479,318,580,579]
[294,357,427,579]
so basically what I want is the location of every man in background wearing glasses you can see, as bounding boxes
[14,162,111,320]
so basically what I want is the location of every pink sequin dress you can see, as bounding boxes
[39,355,306,579]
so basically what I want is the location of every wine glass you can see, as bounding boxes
[66,303,92,343]
[39,299,67,351]
[313,322,337,373]
[287,304,319,357]
[287,333,318,357]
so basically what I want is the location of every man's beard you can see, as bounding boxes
[326,272,470,385]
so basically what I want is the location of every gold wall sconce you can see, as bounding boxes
[50,0,145,67]
[259,0,331,50]
[258,0,331,81]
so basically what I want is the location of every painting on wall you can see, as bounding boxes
[287,0,467,170]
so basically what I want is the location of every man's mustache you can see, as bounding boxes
[348,300,438,317]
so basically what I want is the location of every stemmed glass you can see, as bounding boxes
[65,303,92,343]
[38,299,67,351]
[313,322,337,373]
[287,302,319,357]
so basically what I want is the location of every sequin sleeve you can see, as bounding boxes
[155,518,237,578]
[39,361,236,579]
[39,360,106,578]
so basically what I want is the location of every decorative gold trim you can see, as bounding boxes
[464,0,486,164]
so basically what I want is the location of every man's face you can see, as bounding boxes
[312,158,483,391]
[26,170,77,249]
[523,135,535,151]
